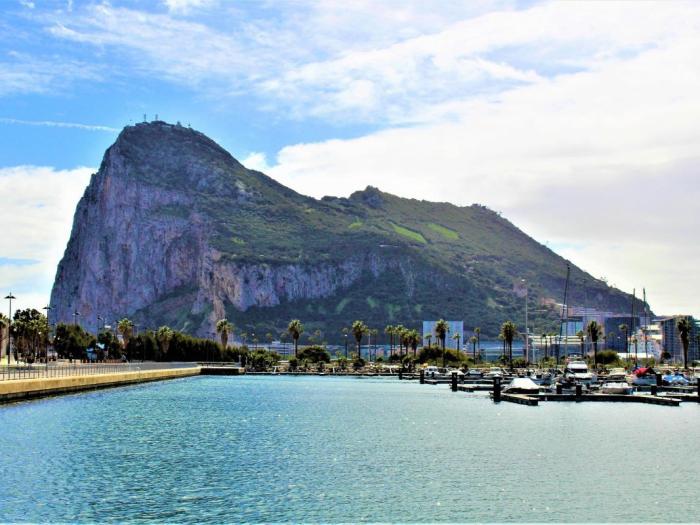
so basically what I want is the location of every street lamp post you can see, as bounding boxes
[43,305,52,370]
[344,333,348,358]
[5,293,16,367]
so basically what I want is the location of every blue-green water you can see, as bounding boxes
[1,376,699,523]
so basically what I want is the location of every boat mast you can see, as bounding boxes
[630,288,636,366]
[558,262,571,365]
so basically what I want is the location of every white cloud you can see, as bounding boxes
[163,0,216,14]
[265,28,700,316]
[0,166,93,312]
[241,152,271,173]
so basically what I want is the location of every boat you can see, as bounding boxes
[662,373,689,386]
[630,366,657,386]
[502,377,540,394]
[564,361,597,385]
[600,382,634,395]
[606,367,628,381]
[484,367,504,379]
[466,369,483,378]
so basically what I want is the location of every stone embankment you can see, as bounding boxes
[0,366,201,403]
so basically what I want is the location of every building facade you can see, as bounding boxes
[422,321,464,350]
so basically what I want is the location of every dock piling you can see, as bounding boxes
[556,383,563,395]
[419,369,425,384]
[575,384,582,401]
[656,373,662,387]
[451,372,458,392]
[651,385,657,396]
[493,377,501,403]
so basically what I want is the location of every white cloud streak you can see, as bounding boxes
[0,117,118,132]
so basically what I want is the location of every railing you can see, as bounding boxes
[0,361,198,381]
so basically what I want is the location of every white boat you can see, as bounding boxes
[502,377,540,394]
[564,361,597,385]
[600,382,634,395]
[606,367,627,381]
[484,367,504,379]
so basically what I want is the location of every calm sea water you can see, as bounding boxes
[1,375,698,523]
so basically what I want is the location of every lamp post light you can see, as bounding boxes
[5,293,16,367]
[43,305,52,370]
[73,310,80,327]
[344,333,348,358]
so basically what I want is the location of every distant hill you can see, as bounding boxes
[51,121,643,341]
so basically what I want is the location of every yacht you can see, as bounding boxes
[564,361,597,385]
[630,367,657,386]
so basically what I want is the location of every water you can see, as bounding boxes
[1,376,698,523]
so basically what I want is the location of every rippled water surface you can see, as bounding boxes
[1,375,699,523]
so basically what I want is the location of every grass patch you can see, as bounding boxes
[348,220,363,230]
[428,222,459,240]
[335,298,350,314]
[390,222,427,244]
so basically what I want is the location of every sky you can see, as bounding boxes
[1,0,699,317]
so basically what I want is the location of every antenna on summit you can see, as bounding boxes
[143,114,147,123]
[155,113,159,121]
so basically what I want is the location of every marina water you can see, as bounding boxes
[2,375,698,523]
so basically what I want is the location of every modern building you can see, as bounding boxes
[658,316,699,364]
[422,321,464,350]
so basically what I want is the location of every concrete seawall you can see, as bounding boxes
[0,366,201,403]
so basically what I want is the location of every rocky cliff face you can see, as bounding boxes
[51,121,643,338]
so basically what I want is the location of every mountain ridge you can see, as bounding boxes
[50,121,645,340]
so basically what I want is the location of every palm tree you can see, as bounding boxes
[117,318,134,349]
[452,332,461,354]
[676,316,692,370]
[587,320,602,366]
[384,325,395,356]
[287,319,304,357]
[469,335,478,361]
[576,330,585,357]
[541,333,548,359]
[352,320,367,359]
[404,329,419,357]
[474,327,481,356]
[619,323,629,354]
[501,321,517,369]
[155,326,174,360]
[425,334,432,348]
[434,319,449,367]
[216,318,232,348]
[0,313,8,352]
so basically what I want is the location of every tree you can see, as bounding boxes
[576,330,585,356]
[434,319,449,367]
[425,333,432,348]
[469,335,478,361]
[216,319,232,349]
[156,326,174,360]
[587,320,602,366]
[619,323,629,354]
[117,318,134,349]
[385,325,395,356]
[406,329,420,357]
[352,320,367,359]
[0,314,8,357]
[541,333,548,359]
[500,321,517,369]
[297,345,331,363]
[11,308,49,363]
[452,332,461,353]
[53,323,93,361]
[474,327,481,356]
[287,319,304,357]
[677,316,692,369]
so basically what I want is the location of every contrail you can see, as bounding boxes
[0,117,119,132]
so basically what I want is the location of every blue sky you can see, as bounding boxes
[1,0,699,316]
